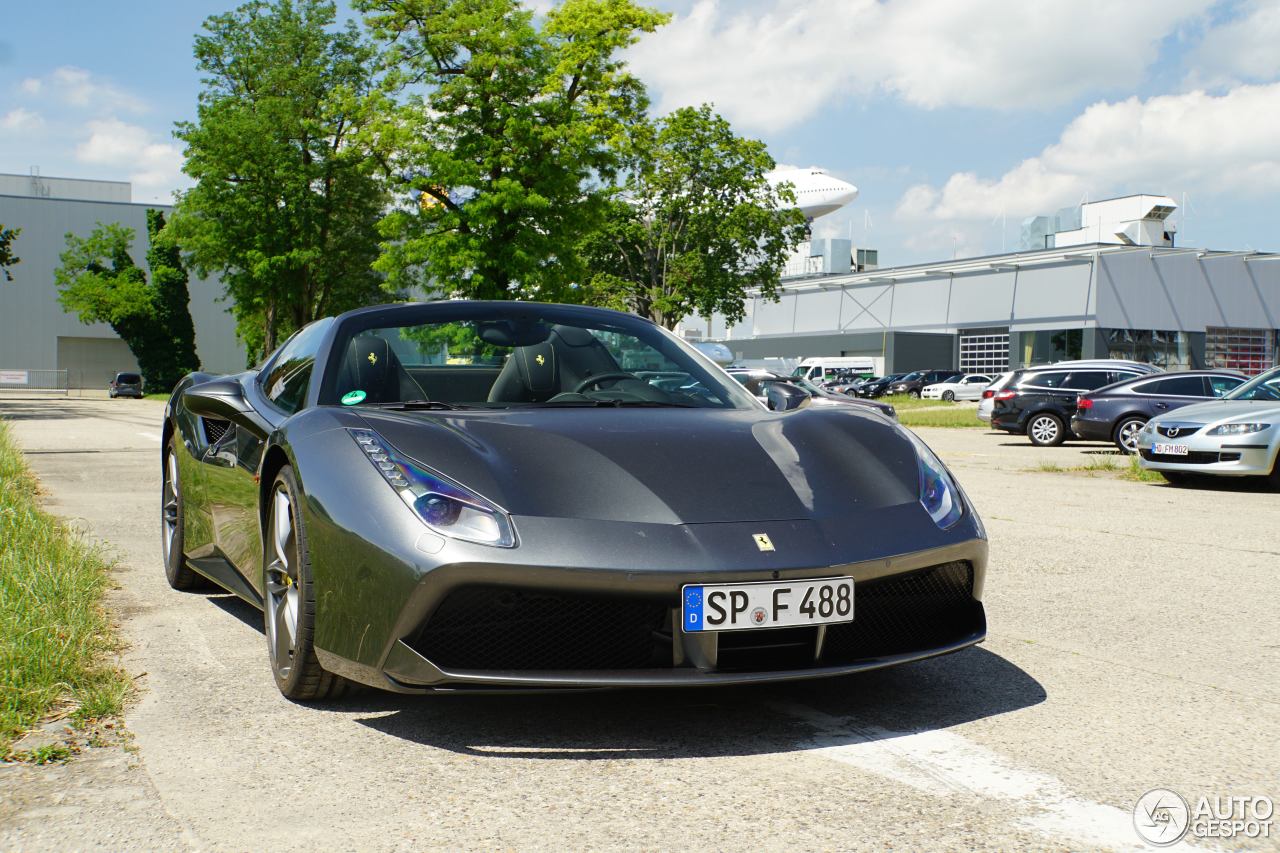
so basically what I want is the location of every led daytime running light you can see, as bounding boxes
[349,429,515,547]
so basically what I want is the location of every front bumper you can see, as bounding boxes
[318,539,988,692]
[1136,431,1277,477]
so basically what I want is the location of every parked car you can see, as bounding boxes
[728,369,897,420]
[109,371,144,399]
[889,369,963,399]
[1071,370,1247,453]
[976,371,1016,423]
[922,374,993,402]
[1136,366,1280,487]
[857,374,905,398]
[826,374,872,395]
[992,362,1161,446]
[163,301,987,696]
[978,360,1156,426]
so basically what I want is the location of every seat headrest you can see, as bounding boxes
[515,340,558,396]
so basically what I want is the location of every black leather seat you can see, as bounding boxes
[487,326,621,403]
[335,335,426,404]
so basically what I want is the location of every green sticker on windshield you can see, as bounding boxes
[341,390,367,406]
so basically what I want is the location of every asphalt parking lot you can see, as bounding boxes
[1,396,1277,851]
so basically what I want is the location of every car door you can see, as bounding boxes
[1208,374,1245,398]
[957,374,991,400]
[1138,375,1211,419]
[1058,370,1115,420]
[201,320,329,593]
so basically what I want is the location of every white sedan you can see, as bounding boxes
[922,374,993,402]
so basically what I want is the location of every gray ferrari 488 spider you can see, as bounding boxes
[162,301,988,699]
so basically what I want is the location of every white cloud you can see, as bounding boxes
[627,0,1211,131]
[894,82,1280,228]
[1187,0,1280,87]
[18,66,147,114]
[0,108,44,132]
[75,118,187,202]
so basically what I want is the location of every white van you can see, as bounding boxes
[791,356,882,384]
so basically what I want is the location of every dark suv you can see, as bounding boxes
[992,363,1159,446]
[1070,370,1247,452]
[109,371,144,399]
[889,369,962,399]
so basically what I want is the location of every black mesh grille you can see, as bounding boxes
[1138,449,1222,465]
[202,417,230,445]
[411,587,669,671]
[822,561,980,664]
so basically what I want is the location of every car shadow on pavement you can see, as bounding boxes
[341,646,1045,760]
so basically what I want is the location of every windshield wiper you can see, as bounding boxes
[369,400,464,411]
[540,399,697,408]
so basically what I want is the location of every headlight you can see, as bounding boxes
[349,429,516,547]
[1207,423,1270,436]
[903,430,963,529]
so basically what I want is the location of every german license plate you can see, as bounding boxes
[1153,443,1190,456]
[681,578,854,632]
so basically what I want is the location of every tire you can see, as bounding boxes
[1267,453,1280,491]
[1027,412,1066,447]
[162,435,207,590]
[1161,471,1192,485]
[263,466,348,701]
[1112,416,1147,454]
[942,390,955,402]
[908,390,921,399]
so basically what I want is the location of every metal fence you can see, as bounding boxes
[0,369,70,395]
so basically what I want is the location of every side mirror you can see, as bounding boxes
[765,382,809,412]
[183,378,272,435]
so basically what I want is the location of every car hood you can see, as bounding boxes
[1151,398,1280,426]
[356,406,921,525]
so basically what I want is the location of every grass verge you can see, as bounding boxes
[0,419,128,757]
[891,397,986,429]
[1033,454,1165,482]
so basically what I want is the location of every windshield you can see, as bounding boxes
[320,305,760,410]
[901,372,923,381]
[116,373,141,384]
[1224,366,1280,401]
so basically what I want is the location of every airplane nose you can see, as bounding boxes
[831,180,859,205]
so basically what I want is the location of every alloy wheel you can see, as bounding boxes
[162,450,179,565]
[265,487,301,678]
[1030,416,1059,444]
[1116,419,1144,453]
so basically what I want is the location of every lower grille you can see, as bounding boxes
[821,561,980,664]
[411,561,981,673]
[411,587,669,670]
[1139,449,1224,465]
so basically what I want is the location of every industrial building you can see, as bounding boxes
[0,172,244,390]
[695,196,1279,376]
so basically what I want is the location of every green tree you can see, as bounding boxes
[0,224,19,281]
[172,0,388,361]
[54,220,201,393]
[356,0,668,301]
[146,210,202,386]
[578,105,807,329]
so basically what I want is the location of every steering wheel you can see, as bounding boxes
[573,371,640,393]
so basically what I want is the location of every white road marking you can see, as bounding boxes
[138,431,162,443]
[777,702,1205,852]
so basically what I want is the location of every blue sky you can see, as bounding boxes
[2,0,1279,266]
